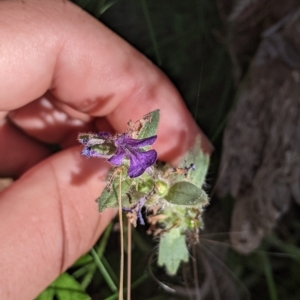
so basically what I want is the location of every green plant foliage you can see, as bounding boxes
[164,181,208,205]
[137,109,160,139]
[158,228,189,275]
[180,137,210,188]
[91,110,210,275]
[36,273,90,300]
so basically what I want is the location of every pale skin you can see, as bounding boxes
[0,1,212,299]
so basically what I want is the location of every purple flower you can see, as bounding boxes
[78,132,157,178]
[108,133,157,178]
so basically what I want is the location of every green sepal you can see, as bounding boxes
[77,133,93,141]
[164,181,209,206]
[158,228,189,275]
[180,136,210,188]
[137,109,160,139]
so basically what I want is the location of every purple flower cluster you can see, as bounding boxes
[79,132,157,178]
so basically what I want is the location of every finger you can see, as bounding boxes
[0,0,212,163]
[8,93,116,148]
[8,95,96,147]
[0,120,51,177]
[0,147,116,300]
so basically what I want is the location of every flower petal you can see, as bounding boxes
[97,132,111,138]
[128,149,157,178]
[120,134,157,148]
[108,147,126,166]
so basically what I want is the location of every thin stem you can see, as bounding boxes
[118,173,124,300]
[90,248,118,293]
[127,218,132,300]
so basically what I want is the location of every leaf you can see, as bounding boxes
[164,181,209,206]
[180,136,210,188]
[36,289,55,300]
[138,109,160,139]
[36,273,90,300]
[52,273,90,300]
[158,228,189,275]
[97,176,133,211]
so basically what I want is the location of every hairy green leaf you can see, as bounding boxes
[180,136,210,188]
[138,109,160,139]
[158,228,189,275]
[164,181,208,206]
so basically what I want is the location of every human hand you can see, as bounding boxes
[0,1,211,299]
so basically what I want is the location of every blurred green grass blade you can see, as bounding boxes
[210,75,233,143]
[140,0,162,66]
[266,234,300,263]
[80,268,95,290]
[93,221,118,286]
[98,0,119,16]
[91,248,118,292]
[93,0,106,17]
[261,252,278,300]
[73,265,93,279]
[100,255,119,284]
[72,224,115,289]
[72,263,96,290]
[73,254,93,267]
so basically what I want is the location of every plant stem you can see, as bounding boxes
[118,173,124,300]
[127,218,132,300]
